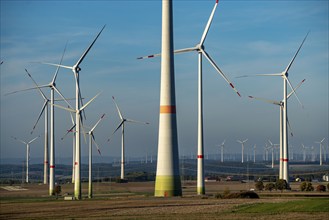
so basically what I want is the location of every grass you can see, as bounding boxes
[234,198,329,213]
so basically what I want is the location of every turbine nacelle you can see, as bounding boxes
[196,44,204,51]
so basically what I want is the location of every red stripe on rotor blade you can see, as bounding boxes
[216,0,219,3]
[148,55,154,58]
[197,155,204,159]
[237,92,241,97]
[160,105,176,114]
[50,165,55,168]
[230,83,235,89]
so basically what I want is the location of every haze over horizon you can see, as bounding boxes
[1,0,328,164]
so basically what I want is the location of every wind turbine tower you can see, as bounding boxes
[108,97,149,180]
[315,138,325,166]
[87,114,104,198]
[219,140,225,163]
[12,136,40,183]
[237,139,248,163]
[154,0,182,197]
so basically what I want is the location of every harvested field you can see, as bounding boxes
[1,181,328,219]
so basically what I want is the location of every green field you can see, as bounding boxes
[234,198,329,213]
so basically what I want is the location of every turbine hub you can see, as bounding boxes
[196,44,204,51]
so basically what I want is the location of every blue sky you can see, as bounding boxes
[1,0,328,162]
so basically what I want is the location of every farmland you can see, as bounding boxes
[1,181,328,219]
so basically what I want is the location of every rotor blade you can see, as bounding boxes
[126,118,149,125]
[91,133,102,156]
[201,49,241,97]
[80,92,101,111]
[287,116,294,137]
[284,31,309,74]
[235,73,282,79]
[174,47,198,54]
[137,52,161,60]
[79,89,87,121]
[40,62,73,70]
[321,138,325,143]
[5,86,43,96]
[52,85,74,109]
[25,69,48,101]
[248,95,281,106]
[75,25,106,67]
[243,139,248,143]
[31,101,48,134]
[108,121,124,142]
[287,79,306,99]
[221,139,226,146]
[90,114,106,132]
[52,103,76,113]
[79,114,87,144]
[61,124,76,140]
[199,0,219,46]
[237,140,242,144]
[285,76,303,108]
[52,41,68,84]
[112,96,124,120]
[268,139,273,146]
[256,73,282,77]
[69,108,75,125]
[11,136,27,145]
[137,47,197,60]
[28,135,40,144]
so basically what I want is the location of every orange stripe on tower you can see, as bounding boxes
[282,158,289,162]
[50,165,55,168]
[197,155,204,159]
[160,105,176,114]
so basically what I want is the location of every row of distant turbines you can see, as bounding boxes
[219,139,328,166]
[5,0,325,198]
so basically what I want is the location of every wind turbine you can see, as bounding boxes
[219,139,225,163]
[253,144,256,163]
[60,110,77,183]
[53,92,101,199]
[6,44,68,191]
[301,144,307,162]
[42,25,105,200]
[108,96,149,180]
[248,79,305,179]
[139,0,240,195]
[315,138,325,166]
[240,32,308,184]
[85,113,105,198]
[237,139,248,163]
[268,140,279,169]
[12,136,40,183]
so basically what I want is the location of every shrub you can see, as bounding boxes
[265,183,275,191]
[316,185,326,192]
[214,193,222,199]
[300,182,314,191]
[223,187,230,197]
[255,181,264,191]
[223,191,259,199]
[276,179,288,191]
